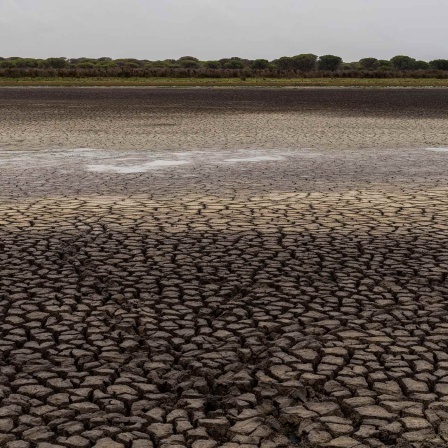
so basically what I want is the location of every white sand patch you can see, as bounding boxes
[223,156,285,163]
[87,160,190,173]
[425,148,448,152]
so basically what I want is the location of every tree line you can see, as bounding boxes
[1,54,448,78]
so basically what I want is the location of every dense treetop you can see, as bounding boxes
[1,54,446,71]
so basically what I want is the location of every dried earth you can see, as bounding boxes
[1,89,448,448]
[1,87,448,151]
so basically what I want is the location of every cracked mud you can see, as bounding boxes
[1,89,448,448]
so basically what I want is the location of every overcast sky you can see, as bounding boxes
[1,0,447,62]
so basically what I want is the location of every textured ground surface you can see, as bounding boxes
[1,89,448,448]
[1,87,448,151]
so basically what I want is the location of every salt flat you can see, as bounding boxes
[1,89,448,448]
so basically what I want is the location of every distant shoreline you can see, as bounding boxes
[1,77,448,88]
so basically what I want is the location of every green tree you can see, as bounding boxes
[179,59,200,68]
[11,58,40,68]
[114,58,142,67]
[378,60,392,69]
[97,61,116,67]
[0,60,14,68]
[292,54,317,71]
[251,59,270,69]
[390,55,416,70]
[45,57,67,69]
[359,58,379,70]
[414,60,429,70]
[76,62,96,68]
[204,61,220,69]
[318,55,343,71]
[430,59,448,70]
[224,60,244,69]
[149,60,173,67]
[276,56,294,70]
[178,56,199,62]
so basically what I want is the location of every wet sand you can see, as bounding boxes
[1,89,448,448]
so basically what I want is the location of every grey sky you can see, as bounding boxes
[1,0,447,62]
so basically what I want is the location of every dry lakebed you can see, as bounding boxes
[1,88,448,448]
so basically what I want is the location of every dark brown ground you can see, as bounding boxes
[1,89,448,448]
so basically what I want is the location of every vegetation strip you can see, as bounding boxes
[1,54,448,81]
[2,77,448,87]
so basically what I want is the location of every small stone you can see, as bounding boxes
[400,417,432,431]
[94,438,125,448]
[308,430,332,446]
[69,402,100,414]
[373,381,402,396]
[229,418,263,435]
[435,383,448,395]
[401,378,428,394]
[22,427,54,443]
[306,402,340,416]
[191,441,218,448]
[0,418,14,432]
[64,435,90,448]
[354,405,394,422]
[198,418,230,438]
[18,385,53,399]
[325,423,353,436]
[323,436,360,447]
[354,425,378,439]
[401,429,436,442]
[280,406,317,424]
[107,385,136,395]
[132,441,154,448]
[147,423,173,442]
[6,442,30,448]
[35,444,65,448]
[342,397,375,411]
